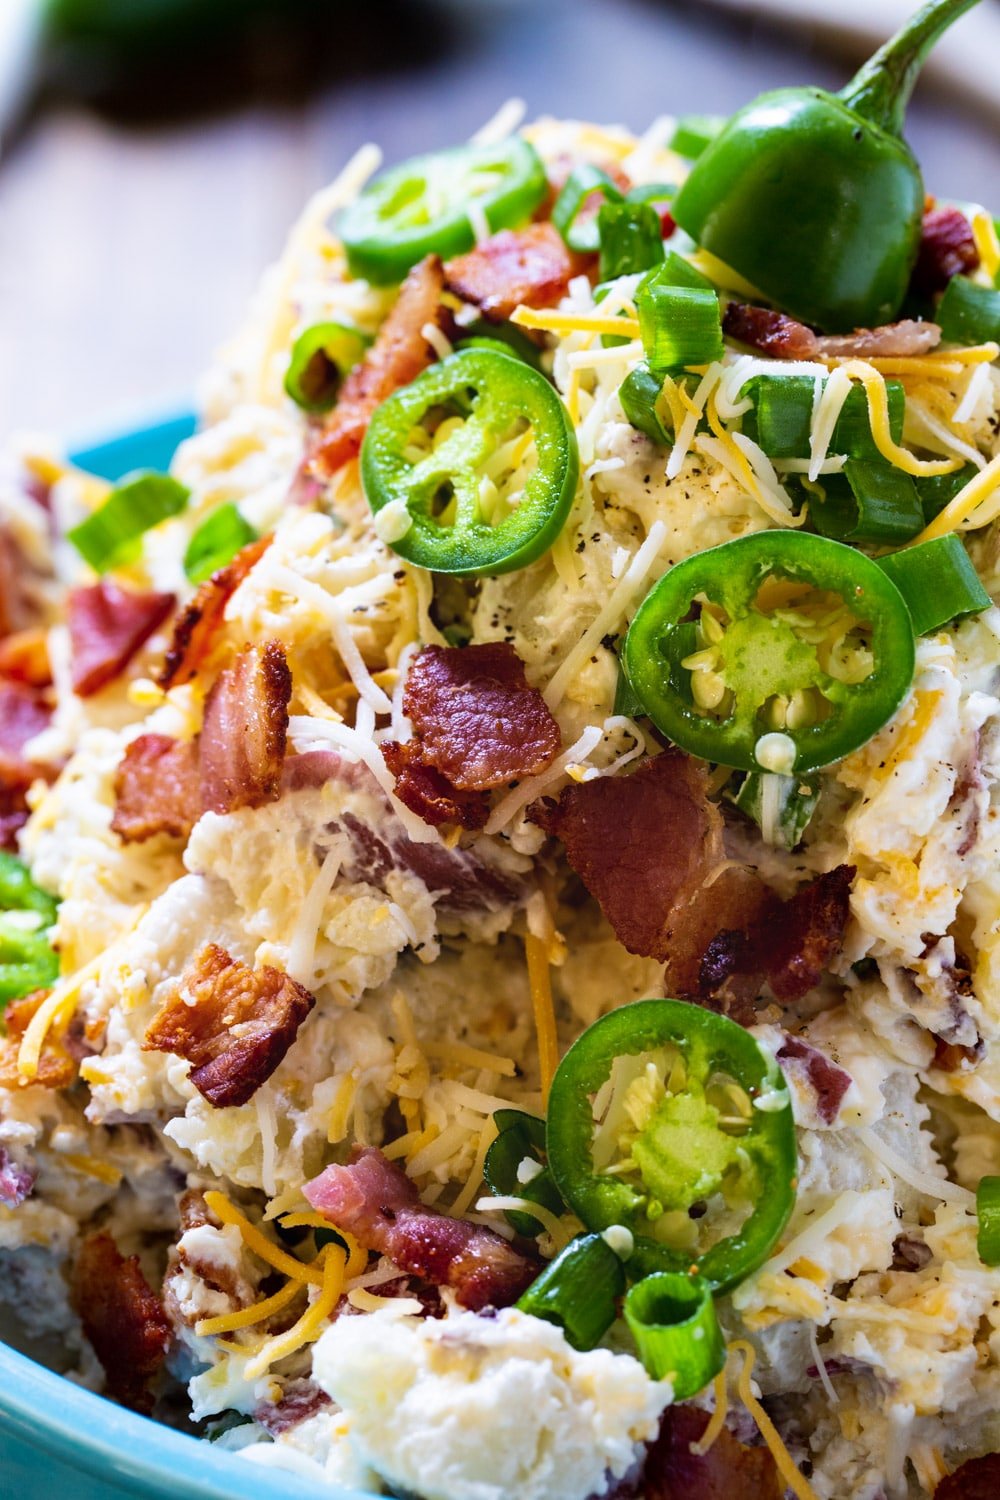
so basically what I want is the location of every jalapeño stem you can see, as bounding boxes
[839,0,981,136]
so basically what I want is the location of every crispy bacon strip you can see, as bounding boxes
[0,990,76,1091]
[443,222,583,323]
[532,751,769,995]
[143,943,315,1108]
[111,733,201,843]
[159,535,271,690]
[199,640,291,816]
[311,255,445,477]
[74,1232,170,1412]
[723,301,941,360]
[912,206,980,296]
[403,643,561,791]
[0,526,39,641]
[936,1454,1000,1500]
[699,866,855,1008]
[69,581,175,697]
[382,740,489,830]
[776,1034,851,1124]
[643,1405,783,1500]
[304,1146,539,1311]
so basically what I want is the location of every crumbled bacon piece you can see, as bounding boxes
[311,255,445,477]
[159,536,271,690]
[443,222,583,323]
[255,1380,333,1436]
[304,1146,540,1311]
[0,1146,35,1207]
[723,301,941,360]
[340,808,523,915]
[69,581,175,697]
[643,1405,783,1500]
[143,943,315,1108]
[932,1036,983,1073]
[759,865,855,1002]
[0,630,51,688]
[533,753,852,1012]
[700,866,855,1008]
[74,1232,170,1412]
[936,1454,1000,1500]
[382,740,489,829]
[0,990,77,1091]
[404,643,562,791]
[111,733,201,843]
[776,1034,851,1124]
[912,206,980,296]
[531,750,768,994]
[199,640,291,816]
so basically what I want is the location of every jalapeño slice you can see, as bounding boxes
[623,531,915,774]
[361,347,579,576]
[338,137,547,284]
[546,1000,796,1294]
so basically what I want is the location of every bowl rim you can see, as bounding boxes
[0,1340,336,1500]
[0,407,376,1500]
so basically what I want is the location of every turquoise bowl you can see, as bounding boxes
[0,411,378,1499]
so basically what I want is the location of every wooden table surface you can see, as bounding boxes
[0,0,996,443]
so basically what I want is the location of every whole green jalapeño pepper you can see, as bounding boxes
[546,1000,797,1293]
[623,531,915,775]
[673,0,981,331]
[338,138,547,285]
[361,346,579,576]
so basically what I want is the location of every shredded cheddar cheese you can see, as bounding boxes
[730,1340,821,1500]
[690,1365,730,1455]
[195,1277,304,1338]
[510,306,642,340]
[914,451,1000,541]
[203,1191,325,1286]
[243,1243,347,1380]
[525,932,559,1104]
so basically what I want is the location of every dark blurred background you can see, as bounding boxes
[0,0,996,440]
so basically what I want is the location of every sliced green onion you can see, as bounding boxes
[613,660,645,718]
[811,460,924,545]
[669,115,727,161]
[551,165,624,254]
[0,853,58,927]
[625,182,677,208]
[67,471,190,575]
[741,377,904,461]
[636,269,723,373]
[915,463,980,525]
[183,504,259,586]
[597,201,664,282]
[976,1176,1000,1266]
[619,362,673,446]
[284,321,371,413]
[937,277,1000,346]
[656,249,714,292]
[485,1108,563,1237]
[516,1233,625,1351]
[732,772,819,851]
[875,534,991,636]
[623,1271,725,1397]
